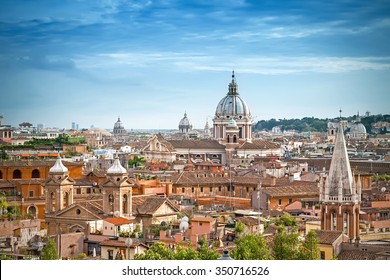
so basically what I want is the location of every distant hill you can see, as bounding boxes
[253,114,390,134]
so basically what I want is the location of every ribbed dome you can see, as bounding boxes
[114,117,124,129]
[179,113,191,126]
[113,117,126,134]
[350,122,366,134]
[49,155,68,174]
[215,72,251,118]
[179,112,193,133]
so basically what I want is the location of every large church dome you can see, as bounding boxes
[215,71,251,119]
[213,71,253,144]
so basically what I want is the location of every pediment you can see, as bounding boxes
[54,203,103,220]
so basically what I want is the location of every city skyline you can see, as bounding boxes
[1,0,390,130]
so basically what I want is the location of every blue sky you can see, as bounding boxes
[0,0,389,130]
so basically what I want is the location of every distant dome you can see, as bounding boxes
[179,112,193,133]
[215,72,251,119]
[113,117,126,134]
[49,155,68,174]
[350,122,367,134]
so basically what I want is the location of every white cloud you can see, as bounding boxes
[74,51,390,75]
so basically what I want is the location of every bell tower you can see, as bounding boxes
[45,155,75,213]
[102,156,134,218]
[319,118,361,241]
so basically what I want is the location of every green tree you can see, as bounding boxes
[40,238,58,260]
[134,242,174,260]
[272,226,300,260]
[231,233,272,260]
[197,238,220,260]
[174,244,200,260]
[234,221,245,237]
[134,240,219,260]
[298,230,320,260]
[128,156,146,168]
[274,214,297,227]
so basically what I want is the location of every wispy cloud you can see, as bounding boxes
[75,51,390,75]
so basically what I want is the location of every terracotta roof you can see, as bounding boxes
[191,217,215,223]
[99,239,144,248]
[315,230,343,245]
[262,183,319,197]
[104,217,134,225]
[0,160,82,167]
[168,139,225,149]
[136,196,179,215]
[338,249,377,260]
[236,216,260,226]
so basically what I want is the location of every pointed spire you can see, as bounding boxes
[325,119,355,199]
[49,154,69,174]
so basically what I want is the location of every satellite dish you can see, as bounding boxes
[181,216,189,222]
[114,211,120,217]
[381,187,386,193]
[180,217,189,232]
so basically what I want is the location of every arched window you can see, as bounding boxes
[227,135,230,143]
[13,169,22,179]
[233,135,237,143]
[32,169,40,178]
[108,194,114,213]
[50,192,56,212]
[63,192,70,208]
[122,194,128,214]
[27,205,37,218]
[331,210,337,231]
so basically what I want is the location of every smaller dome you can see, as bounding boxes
[114,117,124,129]
[107,156,127,174]
[50,155,68,174]
[179,113,191,126]
[350,122,367,134]
[179,112,193,133]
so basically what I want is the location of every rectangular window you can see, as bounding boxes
[288,198,292,204]
[86,188,91,194]
[191,187,194,193]
[278,199,282,206]
[210,187,213,192]
[218,186,222,192]
[108,250,114,260]
[320,251,325,260]
[182,188,185,193]
[76,188,81,195]
[29,190,34,197]
[200,187,204,192]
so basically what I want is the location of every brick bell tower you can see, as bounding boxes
[319,117,362,242]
